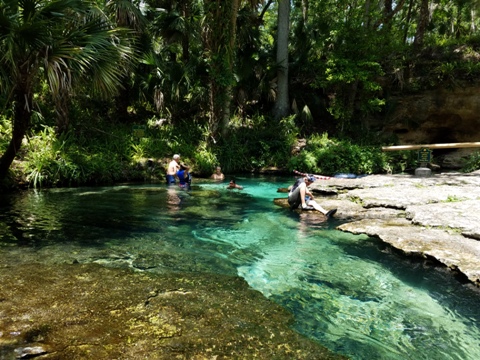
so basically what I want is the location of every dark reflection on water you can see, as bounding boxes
[1,176,480,360]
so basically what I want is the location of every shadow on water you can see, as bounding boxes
[1,176,480,360]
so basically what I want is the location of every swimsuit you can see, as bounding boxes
[177,170,191,189]
[166,174,176,184]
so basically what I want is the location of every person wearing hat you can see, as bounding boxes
[166,154,180,185]
[288,175,337,217]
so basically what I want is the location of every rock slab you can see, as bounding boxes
[304,170,480,285]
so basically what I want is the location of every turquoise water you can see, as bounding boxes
[1,175,480,359]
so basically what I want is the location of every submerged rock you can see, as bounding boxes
[14,346,47,358]
[0,262,345,360]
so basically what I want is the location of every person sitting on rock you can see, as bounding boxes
[288,175,336,217]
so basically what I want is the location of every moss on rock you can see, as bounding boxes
[0,262,345,359]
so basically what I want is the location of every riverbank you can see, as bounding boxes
[307,170,480,286]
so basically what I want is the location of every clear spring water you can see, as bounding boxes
[1,175,480,360]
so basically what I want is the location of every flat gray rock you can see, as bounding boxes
[407,200,480,239]
[338,218,480,285]
[307,170,480,285]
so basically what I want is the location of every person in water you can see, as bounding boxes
[177,163,192,189]
[227,179,243,190]
[288,175,337,217]
[211,166,225,181]
[166,154,180,185]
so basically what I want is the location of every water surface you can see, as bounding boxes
[1,176,480,360]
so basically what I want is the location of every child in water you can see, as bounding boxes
[177,163,192,189]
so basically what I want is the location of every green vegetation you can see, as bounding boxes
[287,134,388,175]
[1,111,422,188]
[461,151,480,173]
[443,195,464,203]
[2,0,480,189]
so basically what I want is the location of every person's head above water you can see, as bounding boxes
[227,178,243,190]
[211,165,225,180]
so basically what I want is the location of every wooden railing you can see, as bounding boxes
[381,142,480,176]
[382,142,480,151]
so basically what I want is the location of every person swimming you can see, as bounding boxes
[227,178,243,190]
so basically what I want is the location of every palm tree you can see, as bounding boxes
[0,0,134,181]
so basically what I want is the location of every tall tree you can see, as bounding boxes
[0,0,134,181]
[203,0,240,139]
[273,0,290,120]
[414,0,430,51]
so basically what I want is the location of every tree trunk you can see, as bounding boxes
[181,1,190,61]
[413,0,429,52]
[301,0,308,22]
[219,0,240,137]
[204,0,239,140]
[114,85,131,123]
[55,90,71,134]
[403,0,414,45]
[0,82,33,181]
[273,0,290,121]
[471,9,476,34]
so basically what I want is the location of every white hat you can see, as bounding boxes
[173,154,180,160]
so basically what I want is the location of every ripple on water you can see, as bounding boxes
[1,178,480,360]
[237,227,480,360]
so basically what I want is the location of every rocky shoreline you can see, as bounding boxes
[307,170,480,286]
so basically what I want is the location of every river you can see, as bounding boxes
[1,175,480,360]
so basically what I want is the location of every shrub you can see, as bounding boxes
[193,143,218,176]
[216,114,298,173]
[287,133,391,175]
[461,151,480,173]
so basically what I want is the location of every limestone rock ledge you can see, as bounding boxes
[338,218,480,286]
[309,170,480,285]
